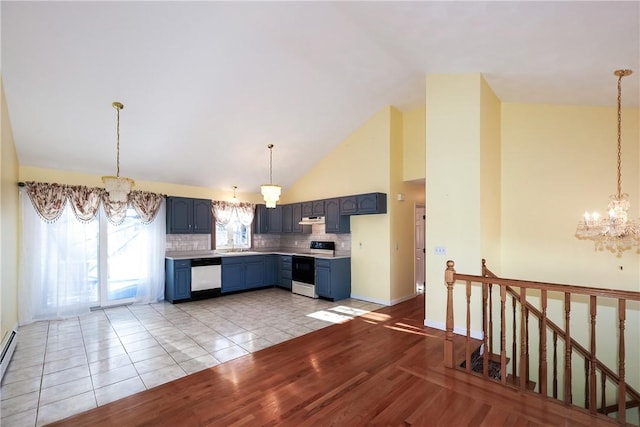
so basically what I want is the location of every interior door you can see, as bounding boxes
[415,205,425,293]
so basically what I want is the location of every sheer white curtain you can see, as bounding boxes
[130,201,166,303]
[19,183,167,324]
[20,191,97,323]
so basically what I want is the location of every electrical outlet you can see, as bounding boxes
[434,246,446,255]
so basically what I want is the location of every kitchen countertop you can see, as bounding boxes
[165,250,350,260]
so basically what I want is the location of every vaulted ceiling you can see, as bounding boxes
[2,1,639,193]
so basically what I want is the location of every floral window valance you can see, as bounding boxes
[212,201,255,226]
[24,181,165,225]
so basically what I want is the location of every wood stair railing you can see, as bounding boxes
[444,259,640,426]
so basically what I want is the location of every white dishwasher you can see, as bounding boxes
[190,257,222,298]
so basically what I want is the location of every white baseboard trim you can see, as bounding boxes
[424,319,484,340]
[1,323,19,382]
[350,294,390,306]
[390,293,418,306]
[350,293,419,307]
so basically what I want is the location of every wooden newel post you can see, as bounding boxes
[444,260,456,368]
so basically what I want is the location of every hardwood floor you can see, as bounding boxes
[50,295,619,426]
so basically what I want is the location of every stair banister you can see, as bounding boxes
[444,259,640,426]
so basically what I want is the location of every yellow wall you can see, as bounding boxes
[501,103,639,287]
[501,102,640,393]
[403,106,426,182]
[282,109,392,203]
[389,107,417,302]
[425,74,486,330]
[1,79,20,342]
[18,166,263,204]
[479,76,502,274]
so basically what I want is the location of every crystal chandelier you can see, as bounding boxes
[260,144,281,208]
[575,69,640,255]
[102,101,134,203]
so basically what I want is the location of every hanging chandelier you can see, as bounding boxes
[260,144,281,208]
[102,101,134,203]
[575,69,640,255]
[231,185,240,205]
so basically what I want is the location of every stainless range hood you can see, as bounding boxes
[299,216,325,225]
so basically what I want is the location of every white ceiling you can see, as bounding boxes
[2,1,639,194]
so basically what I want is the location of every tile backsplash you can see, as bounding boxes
[166,225,351,255]
[166,234,211,252]
[254,224,351,256]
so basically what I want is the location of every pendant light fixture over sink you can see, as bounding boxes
[231,186,240,205]
[575,69,640,255]
[260,144,281,208]
[102,101,134,203]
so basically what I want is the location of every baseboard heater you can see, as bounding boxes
[1,326,18,382]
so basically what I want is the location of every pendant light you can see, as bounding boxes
[575,69,640,255]
[260,144,281,208]
[102,101,134,203]
[231,186,240,205]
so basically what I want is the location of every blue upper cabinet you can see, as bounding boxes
[254,204,283,234]
[167,197,212,234]
[302,200,325,216]
[312,200,325,216]
[254,204,268,233]
[324,198,350,233]
[291,203,309,233]
[268,205,283,233]
[301,202,313,217]
[340,193,387,215]
[282,204,293,233]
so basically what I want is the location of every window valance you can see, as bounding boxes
[211,201,255,226]
[24,181,165,225]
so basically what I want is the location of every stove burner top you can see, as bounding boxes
[309,240,335,256]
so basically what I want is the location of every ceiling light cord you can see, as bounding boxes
[268,143,274,185]
[616,73,622,199]
[116,105,121,178]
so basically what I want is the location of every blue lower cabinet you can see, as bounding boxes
[222,255,271,293]
[165,259,191,303]
[315,258,351,301]
[244,256,265,289]
[264,255,278,286]
[221,258,245,293]
[279,255,292,289]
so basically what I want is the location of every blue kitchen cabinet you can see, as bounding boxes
[264,255,278,286]
[253,204,268,234]
[282,204,293,233]
[167,197,212,234]
[244,256,265,289]
[315,258,351,301]
[254,204,283,234]
[312,200,325,216]
[324,198,350,233]
[302,200,325,217]
[165,259,191,303]
[222,255,271,292]
[221,257,245,293]
[301,202,313,217]
[268,206,283,233]
[339,193,387,215]
[279,255,292,289]
[291,203,310,233]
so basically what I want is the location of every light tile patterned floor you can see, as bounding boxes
[0,288,382,426]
